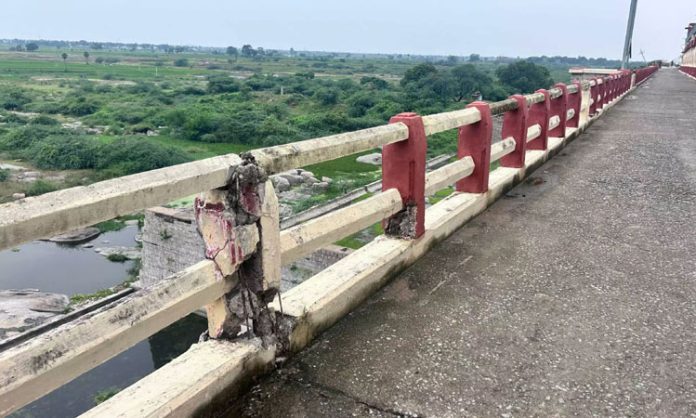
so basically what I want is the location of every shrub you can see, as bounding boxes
[0,125,64,150]
[26,180,58,196]
[0,89,32,111]
[173,58,189,67]
[0,169,9,182]
[30,115,60,126]
[95,138,191,175]
[29,135,97,169]
[207,75,241,94]
[107,253,129,262]
[314,88,339,105]
[63,96,99,116]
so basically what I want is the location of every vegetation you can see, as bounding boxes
[93,387,121,405]
[106,253,129,262]
[0,169,8,182]
[0,41,623,205]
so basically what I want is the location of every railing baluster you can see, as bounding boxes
[456,102,492,193]
[567,82,582,129]
[527,89,550,150]
[383,113,427,239]
[549,83,568,138]
[500,95,528,168]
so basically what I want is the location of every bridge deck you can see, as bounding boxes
[238,69,696,417]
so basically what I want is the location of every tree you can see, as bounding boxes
[83,51,90,64]
[25,43,39,52]
[400,63,438,86]
[241,44,255,58]
[495,60,553,94]
[469,53,481,62]
[61,53,68,71]
[95,57,104,64]
[449,64,493,102]
[446,55,458,66]
[226,46,238,61]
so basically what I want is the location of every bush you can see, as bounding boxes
[207,75,241,94]
[95,138,191,175]
[26,180,58,196]
[63,96,99,116]
[107,253,129,262]
[0,125,64,150]
[30,115,60,126]
[29,135,97,169]
[0,89,32,111]
[314,88,339,105]
[173,58,189,67]
[0,169,9,182]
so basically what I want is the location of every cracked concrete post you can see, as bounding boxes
[195,153,281,343]
[382,113,427,239]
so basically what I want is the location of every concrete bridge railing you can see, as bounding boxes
[0,66,657,417]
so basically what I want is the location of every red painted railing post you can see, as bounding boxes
[566,81,582,129]
[500,95,528,168]
[383,113,426,239]
[590,79,599,115]
[527,89,550,150]
[456,102,492,193]
[549,83,568,138]
[598,78,607,109]
[608,76,615,102]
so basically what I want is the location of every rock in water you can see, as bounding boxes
[0,290,69,340]
[48,227,101,244]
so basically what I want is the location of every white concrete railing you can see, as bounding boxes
[0,68,648,417]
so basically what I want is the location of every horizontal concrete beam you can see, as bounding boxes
[80,340,275,418]
[0,225,259,416]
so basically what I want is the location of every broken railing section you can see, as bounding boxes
[195,154,281,345]
[382,113,427,239]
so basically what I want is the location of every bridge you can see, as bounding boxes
[2,63,694,417]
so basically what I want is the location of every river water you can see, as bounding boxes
[1,226,208,418]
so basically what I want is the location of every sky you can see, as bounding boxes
[1,1,694,61]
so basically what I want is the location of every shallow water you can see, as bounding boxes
[1,225,208,417]
[0,226,138,295]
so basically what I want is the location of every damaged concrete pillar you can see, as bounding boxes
[195,154,281,343]
[382,113,427,239]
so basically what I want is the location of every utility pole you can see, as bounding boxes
[622,0,639,69]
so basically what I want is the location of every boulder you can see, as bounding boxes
[12,193,25,200]
[274,176,291,192]
[303,176,320,185]
[48,227,101,244]
[321,176,333,184]
[279,203,294,219]
[279,173,304,186]
[95,246,142,260]
[311,182,330,193]
[300,171,315,179]
[356,153,382,166]
[0,290,69,340]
